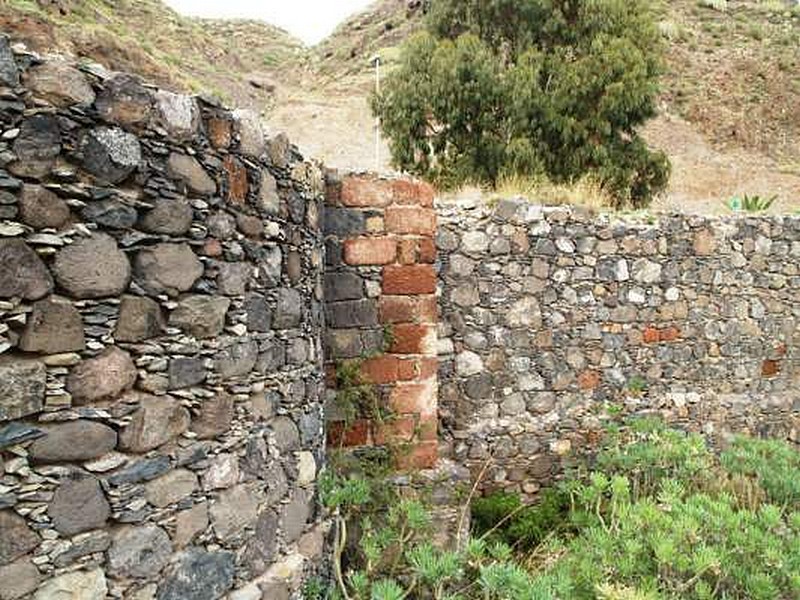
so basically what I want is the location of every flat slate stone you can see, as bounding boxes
[8,114,61,179]
[157,549,235,600]
[0,358,46,422]
[28,420,117,463]
[19,297,85,354]
[0,240,54,301]
[0,423,45,450]
[49,474,110,536]
[54,233,131,299]
[107,455,170,486]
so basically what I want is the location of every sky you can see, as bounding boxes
[164,0,375,46]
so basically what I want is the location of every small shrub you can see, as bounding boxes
[727,193,777,212]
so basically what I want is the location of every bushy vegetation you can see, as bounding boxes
[315,419,800,600]
[372,0,671,208]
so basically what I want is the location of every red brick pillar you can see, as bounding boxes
[325,173,438,469]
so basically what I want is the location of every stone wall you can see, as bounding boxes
[437,198,800,498]
[323,173,438,469]
[0,37,327,599]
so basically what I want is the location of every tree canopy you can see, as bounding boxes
[372,0,671,208]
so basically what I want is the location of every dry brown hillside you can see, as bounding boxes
[1,0,798,212]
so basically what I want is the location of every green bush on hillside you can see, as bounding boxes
[372,0,671,208]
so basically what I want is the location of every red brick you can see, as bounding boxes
[360,355,416,384]
[762,359,781,377]
[327,420,370,447]
[374,416,416,445]
[343,237,397,265]
[577,370,601,390]
[416,357,439,380]
[223,155,248,204]
[418,238,436,263]
[418,414,438,440]
[642,327,660,344]
[418,295,438,323]
[341,176,393,208]
[379,296,417,324]
[386,206,436,236]
[397,239,417,265]
[659,327,681,342]
[383,265,436,295]
[395,441,437,470]
[390,324,436,355]
[391,179,434,207]
[390,382,436,415]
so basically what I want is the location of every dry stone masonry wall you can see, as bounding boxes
[437,199,800,498]
[0,36,327,600]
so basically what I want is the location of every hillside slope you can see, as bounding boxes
[1,0,798,212]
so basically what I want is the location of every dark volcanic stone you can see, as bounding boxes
[192,393,234,439]
[0,358,46,422]
[82,127,141,184]
[53,233,131,299]
[108,524,171,579]
[49,474,110,536]
[29,420,117,463]
[118,393,190,453]
[19,184,70,230]
[169,295,229,339]
[82,199,138,229]
[244,293,271,332]
[0,239,54,300]
[243,510,278,573]
[95,73,154,128]
[273,288,302,329]
[0,35,19,87]
[134,243,203,297]
[0,510,39,566]
[19,297,85,354]
[9,114,61,179]
[115,295,164,342]
[214,339,258,379]
[169,357,206,390]
[139,198,193,235]
[66,347,137,405]
[157,549,235,600]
